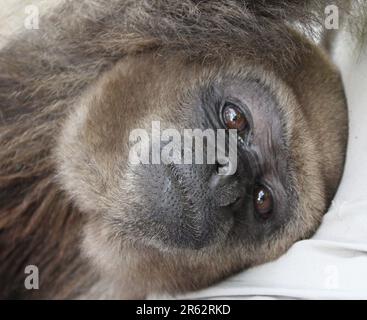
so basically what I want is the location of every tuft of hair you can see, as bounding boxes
[345,0,367,50]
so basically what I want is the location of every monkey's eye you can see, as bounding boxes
[222,103,248,132]
[253,184,273,219]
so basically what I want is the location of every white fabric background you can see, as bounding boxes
[0,0,56,48]
[173,30,367,300]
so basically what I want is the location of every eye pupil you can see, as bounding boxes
[222,104,247,131]
[253,185,273,219]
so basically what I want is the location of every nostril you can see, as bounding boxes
[210,162,233,190]
[215,161,225,174]
[215,160,233,176]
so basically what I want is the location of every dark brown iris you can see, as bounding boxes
[222,104,247,131]
[253,185,273,218]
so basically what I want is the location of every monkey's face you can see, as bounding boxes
[57,47,347,293]
[120,72,293,251]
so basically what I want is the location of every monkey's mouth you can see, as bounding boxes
[137,163,237,249]
[165,163,240,209]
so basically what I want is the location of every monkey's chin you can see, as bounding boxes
[136,208,235,252]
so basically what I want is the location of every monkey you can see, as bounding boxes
[0,0,351,299]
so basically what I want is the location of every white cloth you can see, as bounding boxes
[173,31,367,300]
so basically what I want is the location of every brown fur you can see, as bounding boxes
[0,0,349,299]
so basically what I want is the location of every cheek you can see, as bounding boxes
[81,219,125,274]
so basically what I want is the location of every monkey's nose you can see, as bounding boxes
[209,161,235,189]
[208,162,241,208]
